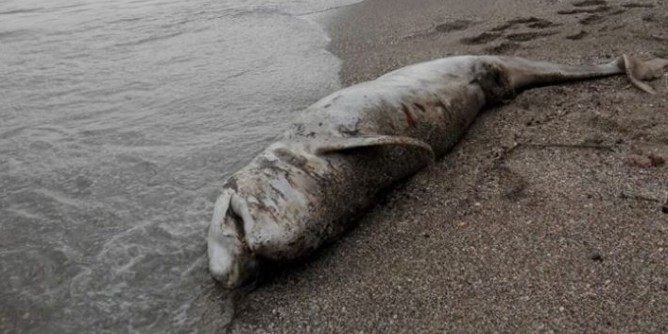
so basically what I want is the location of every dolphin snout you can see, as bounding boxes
[207,191,260,289]
[207,239,236,284]
[208,237,260,289]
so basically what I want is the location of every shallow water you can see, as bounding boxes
[0,0,358,332]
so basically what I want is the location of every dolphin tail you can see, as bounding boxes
[311,135,435,162]
[499,54,668,94]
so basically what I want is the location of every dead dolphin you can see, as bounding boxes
[208,54,668,288]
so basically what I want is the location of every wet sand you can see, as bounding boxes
[226,0,668,332]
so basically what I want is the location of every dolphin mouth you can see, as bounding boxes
[207,191,260,289]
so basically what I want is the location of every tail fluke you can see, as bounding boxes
[623,54,668,95]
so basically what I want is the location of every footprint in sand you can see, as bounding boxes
[566,30,588,40]
[621,3,654,9]
[402,19,475,40]
[434,19,474,33]
[555,0,650,31]
[557,6,610,15]
[461,16,561,51]
[491,17,561,32]
[579,14,606,25]
[505,31,559,42]
[460,32,502,45]
[484,42,521,54]
[572,0,607,7]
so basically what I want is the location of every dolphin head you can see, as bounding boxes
[207,143,327,289]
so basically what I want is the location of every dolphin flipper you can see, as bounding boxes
[311,135,435,162]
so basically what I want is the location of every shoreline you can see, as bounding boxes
[228,0,668,332]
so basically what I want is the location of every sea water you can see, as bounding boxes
[0,0,358,332]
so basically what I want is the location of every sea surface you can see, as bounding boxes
[0,0,358,332]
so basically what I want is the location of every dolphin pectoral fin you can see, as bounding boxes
[622,54,668,95]
[311,135,435,162]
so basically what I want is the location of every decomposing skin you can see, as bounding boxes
[208,54,668,289]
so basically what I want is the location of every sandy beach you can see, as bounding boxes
[225,0,668,332]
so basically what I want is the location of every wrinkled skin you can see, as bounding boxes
[207,54,668,289]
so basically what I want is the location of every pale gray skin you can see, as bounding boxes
[208,54,668,289]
